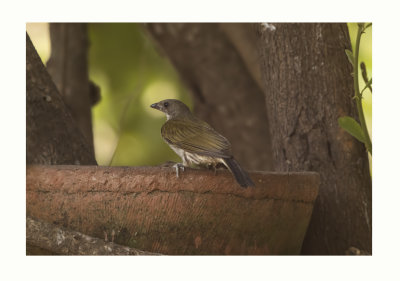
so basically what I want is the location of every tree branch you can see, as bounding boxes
[46,23,96,154]
[26,33,97,165]
[27,216,159,255]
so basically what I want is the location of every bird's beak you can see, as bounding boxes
[150,103,160,110]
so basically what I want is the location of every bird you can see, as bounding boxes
[150,99,254,188]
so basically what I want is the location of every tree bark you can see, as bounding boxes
[26,216,159,255]
[46,23,95,152]
[219,23,264,92]
[26,33,97,165]
[257,23,372,254]
[145,23,273,171]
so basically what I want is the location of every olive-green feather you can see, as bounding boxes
[161,117,231,158]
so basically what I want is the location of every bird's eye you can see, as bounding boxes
[164,102,169,107]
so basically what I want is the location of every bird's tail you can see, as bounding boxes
[223,157,255,188]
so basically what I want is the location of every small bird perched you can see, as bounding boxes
[150,99,254,188]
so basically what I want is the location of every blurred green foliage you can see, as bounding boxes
[88,23,192,166]
[27,23,372,167]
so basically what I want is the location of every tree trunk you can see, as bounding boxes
[257,23,372,254]
[46,23,95,153]
[145,23,273,171]
[26,33,97,165]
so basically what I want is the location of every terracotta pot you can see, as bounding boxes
[26,165,319,255]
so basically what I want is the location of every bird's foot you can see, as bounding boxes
[173,163,185,178]
[207,163,226,175]
[211,164,217,176]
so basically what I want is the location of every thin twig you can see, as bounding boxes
[353,23,372,154]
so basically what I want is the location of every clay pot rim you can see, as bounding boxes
[27,165,320,203]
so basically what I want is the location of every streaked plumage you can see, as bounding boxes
[150,99,254,188]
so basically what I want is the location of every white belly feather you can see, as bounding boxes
[168,144,222,167]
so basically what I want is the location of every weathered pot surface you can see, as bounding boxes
[26,165,319,255]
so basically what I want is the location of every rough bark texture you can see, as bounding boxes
[257,23,372,255]
[26,216,159,255]
[219,23,264,92]
[27,165,319,255]
[145,23,273,171]
[26,33,97,165]
[46,23,95,152]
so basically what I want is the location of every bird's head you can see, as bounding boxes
[150,99,192,120]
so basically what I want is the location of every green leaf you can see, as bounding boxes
[338,116,366,144]
[345,49,354,66]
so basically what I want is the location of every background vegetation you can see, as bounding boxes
[26,23,371,167]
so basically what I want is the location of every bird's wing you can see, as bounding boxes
[161,118,232,158]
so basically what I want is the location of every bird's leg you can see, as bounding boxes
[212,163,217,175]
[172,163,185,178]
[206,163,218,175]
[111,229,116,243]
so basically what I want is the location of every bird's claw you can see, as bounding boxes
[173,163,185,178]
